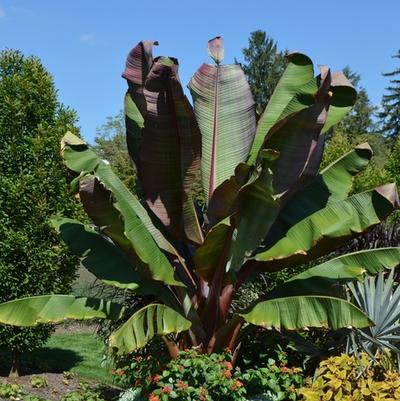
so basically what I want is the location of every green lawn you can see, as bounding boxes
[1,331,116,385]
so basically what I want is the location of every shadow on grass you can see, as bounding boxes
[0,347,83,376]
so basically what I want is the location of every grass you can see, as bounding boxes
[0,331,116,385]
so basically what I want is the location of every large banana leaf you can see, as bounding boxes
[124,92,144,168]
[61,132,183,287]
[268,248,400,298]
[52,217,160,292]
[134,57,202,243]
[240,296,371,330]
[0,295,125,326]
[122,40,158,117]
[188,37,256,201]
[247,53,314,164]
[109,304,191,355]
[195,218,231,282]
[255,184,399,270]
[227,151,280,274]
[321,71,357,134]
[264,144,373,248]
[78,175,135,256]
[248,60,357,166]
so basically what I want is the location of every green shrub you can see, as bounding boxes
[0,49,82,375]
[114,348,304,401]
[0,381,25,398]
[30,375,48,388]
[298,353,400,400]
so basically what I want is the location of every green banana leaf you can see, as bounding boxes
[264,143,373,248]
[124,92,144,168]
[321,71,357,134]
[51,217,161,292]
[227,151,280,274]
[254,184,399,270]
[189,37,256,201]
[248,59,357,165]
[61,132,183,287]
[247,53,314,164]
[240,295,371,330]
[78,175,135,256]
[195,218,231,282]
[109,304,191,355]
[268,247,400,298]
[0,295,125,326]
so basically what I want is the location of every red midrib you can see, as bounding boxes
[209,66,219,200]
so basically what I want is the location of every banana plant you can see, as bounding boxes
[1,37,400,359]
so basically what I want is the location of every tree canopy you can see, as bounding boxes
[0,49,82,375]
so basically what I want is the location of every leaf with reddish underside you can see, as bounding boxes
[189,38,256,202]
[137,57,203,243]
[261,69,332,196]
[207,163,252,227]
[122,40,159,117]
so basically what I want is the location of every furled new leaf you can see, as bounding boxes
[189,38,256,200]
[109,304,191,355]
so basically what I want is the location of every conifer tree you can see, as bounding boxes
[238,30,286,113]
[379,50,400,139]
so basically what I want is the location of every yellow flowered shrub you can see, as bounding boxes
[298,353,400,401]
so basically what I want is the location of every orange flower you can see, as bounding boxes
[152,374,161,383]
[224,361,233,370]
[231,380,244,391]
[176,380,188,390]
[162,386,172,394]
[223,370,232,378]
[149,394,159,401]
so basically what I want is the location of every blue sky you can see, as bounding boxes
[1,0,399,143]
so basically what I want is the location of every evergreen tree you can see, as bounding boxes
[238,30,287,113]
[379,50,400,139]
[336,66,377,143]
[0,50,82,376]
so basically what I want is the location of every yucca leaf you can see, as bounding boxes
[109,304,191,355]
[0,295,125,326]
[240,295,371,330]
[189,39,256,201]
